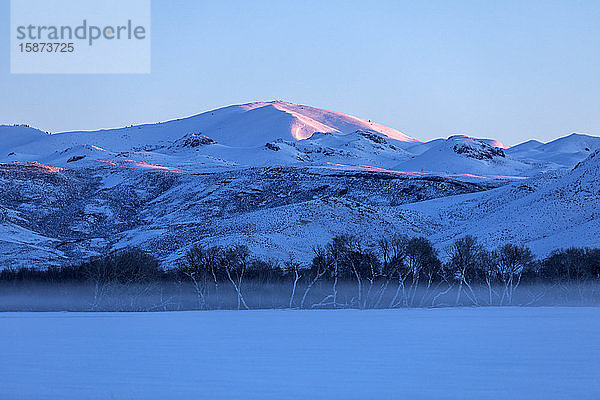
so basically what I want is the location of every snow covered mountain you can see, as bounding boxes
[0,125,49,151]
[507,133,600,168]
[1,101,599,267]
[1,102,597,178]
[0,101,415,159]
[399,149,600,256]
[395,135,532,178]
[0,101,424,173]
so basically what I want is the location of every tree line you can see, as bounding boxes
[1,236,599,310]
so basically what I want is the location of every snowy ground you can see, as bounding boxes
[2,308,599,399]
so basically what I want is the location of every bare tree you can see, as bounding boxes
[179,245,213,309]
[285,257,303,309]
[300,246,330,309]
[449,236,482,306]
[496,244,533,305]
[81,256,111,310]
[376,236,405,308]
[222,246,250,310]
[362,251,381,309]
[404,237,442,306]
[81,248,162,311]
[325,236,352,308]
[347,244,380,309]
[311,236,354,308]
[479,249,498,305]
[381,235,409,308]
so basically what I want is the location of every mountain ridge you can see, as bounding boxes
[1,101,599,179]
[1,102,600,267]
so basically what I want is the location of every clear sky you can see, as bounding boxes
[1,0,599,145]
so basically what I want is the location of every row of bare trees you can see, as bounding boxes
[175,246,257,310]
[2,236,600,310]
[173,235,600,309]
[287,235,538,308]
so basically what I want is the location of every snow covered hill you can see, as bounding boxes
[395,135,533,178]
[0,164,488,267]
[0,101,425,174]
[0,101,415,160]
[507,133,600,168]
[2,150,598,267]
[0,125,49,153]
[398,149,600,256]
[1,101,599,267]
[1,102,597,179]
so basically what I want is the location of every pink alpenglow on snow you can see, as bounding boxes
[240,101,418,142]
[480,138,511,149]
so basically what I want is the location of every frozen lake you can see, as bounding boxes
[2,308,599,399]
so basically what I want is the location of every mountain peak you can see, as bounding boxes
[234,100,418,143]
[445,136,506,160]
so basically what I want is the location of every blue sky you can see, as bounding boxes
[1,0,599,145]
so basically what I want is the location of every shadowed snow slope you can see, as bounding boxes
[0,125,48,152]
[507,133,600,167]
[399,149,600,256]
[395,135,532,176]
